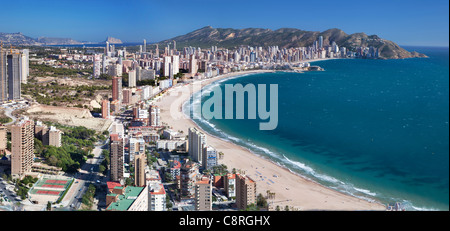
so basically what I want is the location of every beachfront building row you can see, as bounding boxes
[188,127,218,170]
[188,127,205,163]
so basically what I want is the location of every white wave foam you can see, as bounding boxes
[353,187,377,197]
[181,72,445,209]
[184,81,381,203]
[400,200,440,211]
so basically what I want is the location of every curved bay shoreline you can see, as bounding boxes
[155,68,386,211]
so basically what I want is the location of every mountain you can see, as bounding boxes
[0,32,88,45]
[37,37,83,45]
[159,26,427,59]
[0,32,41,46]
[102,37,122,44]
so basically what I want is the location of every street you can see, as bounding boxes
[63,142,107,211]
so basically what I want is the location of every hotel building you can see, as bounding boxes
[112,76,122,102]
[110,133,124,183]
[202,145,217,170]
[11,119,34,178]
[149,105,160,126]
[7,53,21,100]
[101,100,110,119]
[195,176,212,211]
[0,49,7,102]
[134,153,146,187]
[48,126,62,147]
[149,183,166,211]
[236,174,256,210]
[180,160,199,199]
[188,127,206,163]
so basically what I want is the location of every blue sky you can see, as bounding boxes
[1,0,448,46]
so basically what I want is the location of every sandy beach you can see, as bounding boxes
[154,69,386,211]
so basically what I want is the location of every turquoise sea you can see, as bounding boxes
[184,46,449,211]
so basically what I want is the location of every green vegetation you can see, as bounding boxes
[56,179,74,204]
[0,117,12,124]
[99,149,110,175]
[211,164,228,175]
[125,177,134,187]
[98,73,112,80]
[1,174,12,182]
[147,153,158,166]
[243,193,269,211]
[35,123,100,173]
[256,193,268,208]
[122,73,129,87]
[137,79,156,86]
[41,145,84,173]
[166,196,173,210]
[15,176,38,200]
[81,184,96,209]
[22,81,111,106]
[174,72,184,79]
[30,64,83,77]
[29,63,93,78]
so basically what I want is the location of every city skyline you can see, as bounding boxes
[0,0,448,47]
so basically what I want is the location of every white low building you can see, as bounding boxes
[156,139,186,151]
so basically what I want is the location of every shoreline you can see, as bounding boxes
[155,66,387,211]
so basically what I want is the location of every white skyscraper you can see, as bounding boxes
[149,105,160,126]
[171,55,179,75]
[318,36,324,49]
[20,49,29,84]
[128,69,136,88]
[105,41,110,55]
[188,127,206,163]
[163,56,171,77]
[143,39,146,53]
[93,54,102,78]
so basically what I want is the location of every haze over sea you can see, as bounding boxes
[185,46,449,211]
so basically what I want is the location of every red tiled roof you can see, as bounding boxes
[107,181,122,190]
[110,134,119,141]
[150,184,166,195]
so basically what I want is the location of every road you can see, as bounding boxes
[63,142,107,210]
[0,177,23,211]
[4,107,17,126]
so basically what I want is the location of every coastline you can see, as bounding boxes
[154,67,387,211]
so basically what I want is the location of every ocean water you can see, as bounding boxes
[184,46,449,211]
